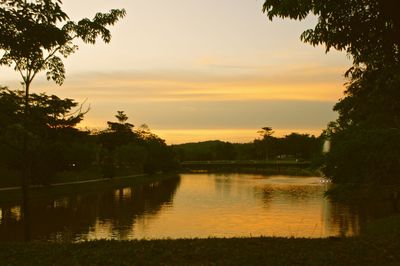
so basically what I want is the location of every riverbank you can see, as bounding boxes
[0,166,144,188]
[183,167,319,177]
[0,173,178,203]
[1,215,399,265]
[180,160,320,177]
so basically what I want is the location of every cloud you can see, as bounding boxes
[78,99,336,136]
[23,65,345,105]
[3,68,341,143]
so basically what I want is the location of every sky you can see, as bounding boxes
[0,0,351,144]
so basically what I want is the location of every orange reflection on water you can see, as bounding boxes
[0,174,361,241]
[129,174,357,239]
[10,206,21,222]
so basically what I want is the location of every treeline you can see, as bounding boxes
[173,132,322,163]
[0,88,178,186]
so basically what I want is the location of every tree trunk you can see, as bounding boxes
[21,80,31,242]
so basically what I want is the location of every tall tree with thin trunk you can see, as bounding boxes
[0,0,125,240]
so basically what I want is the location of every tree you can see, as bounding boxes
[0,87,91,182]
[135,124,178,174]
[281,133,320,160]
[0,1,126,93]
[107,111,134,134]
[263,1,400,193]
[0,0,125,240]
[99,111,135,178]
[101,111,135,150]
[262,0,400,121]
[256,126,275,160]
[257,126,274,139]
[263,0,400,68]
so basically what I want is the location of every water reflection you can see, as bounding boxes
[327,203,360,237]
[0,177,181,241]
[0,173,394,241]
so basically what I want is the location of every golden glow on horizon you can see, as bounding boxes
[152,128,324,144]
[75,127,325,144]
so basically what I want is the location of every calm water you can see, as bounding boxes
[0,173,362,241]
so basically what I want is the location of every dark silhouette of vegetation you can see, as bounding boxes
[0,88,94,183]
[0,0,126,240]
[0,86,94,240]
[99,112,179,177]
[173,128,322,163]
[99,111,136,178]
[0,100,179,185]
[256,127,274,160]
[263,0,400,197]
[0,0,125,178]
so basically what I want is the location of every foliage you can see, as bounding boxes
[98,112,178,177]
[173,131,321,162]
[0,0,125,195]
[134,124,179,174]
[263,0,400,67]
[0,87,85,138]
[324,66,400,188]
[324,128,400,186]
[0,88,92,184]
[173,140,236,161]
[0,230,399,265]
[257,126,274,138]
[0,0,126,88]
[333,67,400,130]
[100,111,136,151]
[263,0,400,189]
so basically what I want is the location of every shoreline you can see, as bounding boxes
[0,173,179,203]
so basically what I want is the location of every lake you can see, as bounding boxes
[0,173,361,241]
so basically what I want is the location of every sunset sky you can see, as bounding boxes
[1,0,351,144]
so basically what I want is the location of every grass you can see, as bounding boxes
[0,215,398,265]
[0,231,399,265]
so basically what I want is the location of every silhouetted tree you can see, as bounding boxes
[282,133,320,160]
[257,127,274,138]
[0,0,125,240]
[0,88,91,184]
[263,0,400,67]
[135,125,178,174]
[256,126,275,160]
[263,0,400,192]
[99,111,135,178]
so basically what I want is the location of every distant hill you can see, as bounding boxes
[172,140,238,161]
[172,133,323,163]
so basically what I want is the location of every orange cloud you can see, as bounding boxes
[26,66,345,104]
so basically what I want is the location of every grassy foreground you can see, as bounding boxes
[0,236,398,265]
[1,215,399,266]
